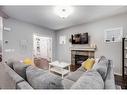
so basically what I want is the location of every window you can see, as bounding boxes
[104,27,123,43]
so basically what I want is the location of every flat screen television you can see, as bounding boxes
[71,33,88,44]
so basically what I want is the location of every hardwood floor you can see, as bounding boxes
[114,74,127,89]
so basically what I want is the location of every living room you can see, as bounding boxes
[1,4,127,90]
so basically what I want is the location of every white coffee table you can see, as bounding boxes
[49,61,71,79]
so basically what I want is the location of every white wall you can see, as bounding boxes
[3,13,127,75]
[3,18,56,62]
[56,13,127,75]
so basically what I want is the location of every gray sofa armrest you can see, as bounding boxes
[16,81,33,89]
[4,63,25,89]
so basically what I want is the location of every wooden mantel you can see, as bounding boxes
[70,47,96,51]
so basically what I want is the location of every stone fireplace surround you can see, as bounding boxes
[71,48,95,71]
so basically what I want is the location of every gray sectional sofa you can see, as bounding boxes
[0,61,63,89]
[0,62,32,89]
[0,56,116,89]
[62,56,116,89]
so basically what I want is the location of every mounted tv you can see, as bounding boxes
[71,33,88,44]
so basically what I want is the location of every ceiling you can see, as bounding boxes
[1,6,127,30]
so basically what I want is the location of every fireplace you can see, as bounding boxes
[71,49,95,71]
[75,55,88,65]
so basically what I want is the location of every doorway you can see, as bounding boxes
[33,34,52,69]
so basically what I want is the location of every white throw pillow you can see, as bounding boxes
[95,58,100,64]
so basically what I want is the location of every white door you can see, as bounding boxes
[33,35,52,62]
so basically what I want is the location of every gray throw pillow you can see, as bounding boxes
[71,70,104,89]
[92,56,109,80]
[13,62,30,80]
[104,61,116,89]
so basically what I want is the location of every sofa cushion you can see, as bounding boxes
[13,62,30,80]
[26,66,47,80]
[27,72,63,89]
[16,81,33,89]
[65,70,84,82]
[62,78,75,89]
[71,70,104,89]
[77,66,86,72]
[92,56,109,80]
[26,66,63,89]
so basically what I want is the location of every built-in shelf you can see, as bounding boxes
[122,38,127,79]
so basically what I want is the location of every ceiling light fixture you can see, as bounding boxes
[54,6,74,19]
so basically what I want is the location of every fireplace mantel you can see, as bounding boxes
[70,47,96,51]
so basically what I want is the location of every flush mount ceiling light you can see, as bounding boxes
[54,6,74,19]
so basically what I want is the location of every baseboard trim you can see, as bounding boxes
[114,72,122,76]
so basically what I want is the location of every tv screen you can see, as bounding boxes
[71,33,88,44]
